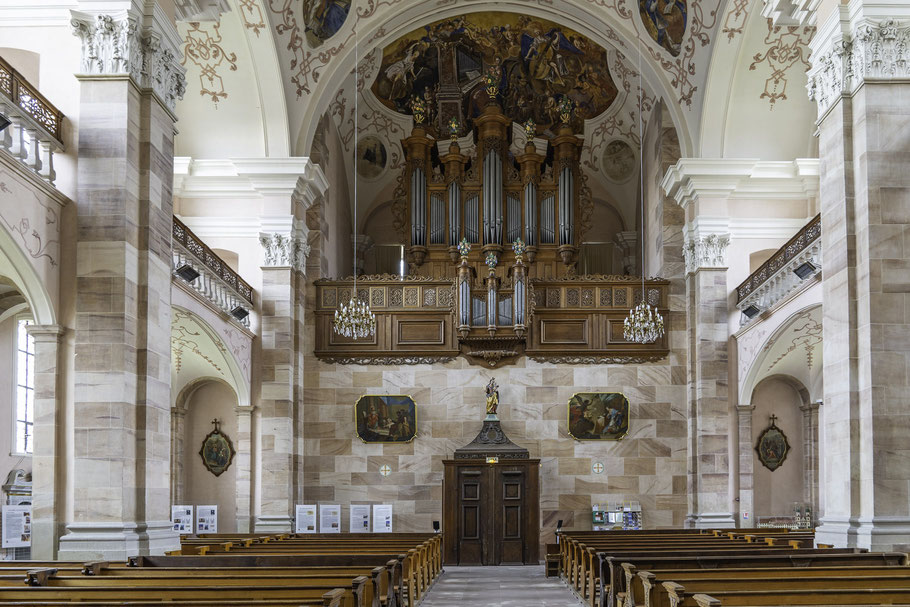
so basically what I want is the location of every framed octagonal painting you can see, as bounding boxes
[355,394,417,443]
[568,392,629,440]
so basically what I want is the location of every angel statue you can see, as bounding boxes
[485,378,500,416]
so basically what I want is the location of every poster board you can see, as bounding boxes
[319,504,341,533]
[1,505,30,548]
[295,505,317,533]
[196,505,217,533]
[350,504,371,532]
[372,504,393,533]
[171,505,194,533]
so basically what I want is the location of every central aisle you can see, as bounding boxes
[419,565,583,607]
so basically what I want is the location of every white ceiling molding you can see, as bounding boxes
[174,156,328,200]
[174,0,231,22]
[662,158,820,210]
[761,0,819,26]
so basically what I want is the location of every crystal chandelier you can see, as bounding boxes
[623,36,665,345]
[334,296,376,339]
[333,34,375,340]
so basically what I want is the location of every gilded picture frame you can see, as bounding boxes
[355,394,418,444]
[568,392,630,440]
[199,423,236,477]
[755,417,790,472]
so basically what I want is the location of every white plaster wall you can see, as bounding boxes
[751,377,805,517]
[183,380,239,533]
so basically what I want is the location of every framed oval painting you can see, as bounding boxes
[568,392,629,440]
[355,394,417,443]
[199,420,235,477]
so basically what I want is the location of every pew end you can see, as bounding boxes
[692,593,721,607]
[26,568,58,586]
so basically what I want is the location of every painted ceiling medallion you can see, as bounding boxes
[601,139,636,183]
[371,12,618,132]
[639,0,688,57]
[303,0,351,47]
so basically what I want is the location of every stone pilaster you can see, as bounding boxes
[614,231,639,275]
[255,223,310,533]
[352,234,373,275]
[736,404,755,526]
[809,8,910,550]
[684,234,735,527]
[800,400,821,520]
[60,5,185,559]
[169,408,187,505]
[234,405,255,532]
[27,325,64,560]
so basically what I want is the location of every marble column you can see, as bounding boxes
[808,8,910,550]
[27,325,64,560]
[736,404,755,527]
[234,405,255,532]
[61,6,185,559]
[614,231,639,275]
[684,233,735,528]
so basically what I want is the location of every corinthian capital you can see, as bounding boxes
[807,16,910,118]
[260,232,310,273]
[684,233,730,274]
[70,10,186,112]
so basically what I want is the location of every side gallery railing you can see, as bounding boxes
[0,54,64,186]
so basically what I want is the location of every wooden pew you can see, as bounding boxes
[599,549,902,607]
[666,582,910,607]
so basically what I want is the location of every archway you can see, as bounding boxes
[170,307,253,533]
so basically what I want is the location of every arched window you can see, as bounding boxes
[14,317,34,454]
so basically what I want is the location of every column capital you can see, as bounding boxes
[234,405,257,416]
[808,12,910,120]
[69,5,186,113]
[736,403,756,413]
[171,407,187,419]
[26,324,65,342]
[260,231,310,273]
[684,232,730,275]
[799,399,823,412]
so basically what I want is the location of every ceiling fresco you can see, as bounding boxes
[639,0,688,57]
[303,0,352,46]
[370,12,619,132]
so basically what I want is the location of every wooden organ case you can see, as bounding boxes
[313,96,670,366]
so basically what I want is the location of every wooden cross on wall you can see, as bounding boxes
[211,418,221,432]
[769,414,778,426]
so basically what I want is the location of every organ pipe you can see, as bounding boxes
[558,164,573,246]
[523,181,537,246]
[448,182,461,244]
[411,167,427,246]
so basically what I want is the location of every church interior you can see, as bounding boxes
[0,0,907,603]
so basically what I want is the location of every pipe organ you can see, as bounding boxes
[313,96,669,366]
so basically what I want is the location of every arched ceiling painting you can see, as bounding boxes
[371,13,619,133]
[303,0,352,47]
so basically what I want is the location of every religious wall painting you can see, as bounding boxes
[755,414,790,471]
[199,419,236,477]
[639,0,688,57]
[355,394,417,443]
[568,392,630,440]
[371,12,618,133]
[357,136,388,180]
[601,139,636,183]
[303,0,351,47]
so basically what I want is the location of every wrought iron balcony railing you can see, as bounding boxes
[172,216,254,327]
[0,55,64,185]
[736,214,821,323]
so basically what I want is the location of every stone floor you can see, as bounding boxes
[420,565,583,606]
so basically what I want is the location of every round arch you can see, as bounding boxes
[739,302,823,406]
[0,224,55,326]
[292,2,694,158]
[171,306,250,408]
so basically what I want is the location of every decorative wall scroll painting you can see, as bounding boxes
[356,136,388,179]
[639,0,688,57]
[568,392,630,440]
[303,0,351,47]
[755,414,790,471]
[355,394,417,443]
[601,140,636,183]
[372,12,618,133]
[199,418,236,477]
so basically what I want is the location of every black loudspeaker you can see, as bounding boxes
[432,520,440,532]
[556,519,563,528]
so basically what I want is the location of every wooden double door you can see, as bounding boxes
[442,459,540,565]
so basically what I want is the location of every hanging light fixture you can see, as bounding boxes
[334,32,376,340]
[623,36,665,345]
